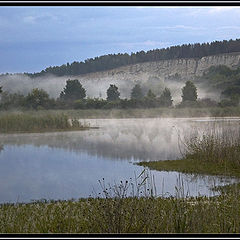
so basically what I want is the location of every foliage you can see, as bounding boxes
[196,98,218,108]
[222,86,240,98]
[60,79,86,101]
[146,89,156,99]
[106,84,120,101]
[177,100,200,108]
[0,91,26,110]
[196,65,240,100]
[130,84,144,100]
[25,88,54,110]
[159,88,173,107]
[74,98,107,109]
[26,38,240,78]
[219,97,239,107]
[181,81,198,102]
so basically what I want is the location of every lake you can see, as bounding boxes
[0,117,239,203]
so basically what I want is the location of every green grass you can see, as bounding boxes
[138,158,240,178]
[1,193,240,233]
[0,164,240,233]
[0,113,91,133]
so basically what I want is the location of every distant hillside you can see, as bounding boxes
[1,49,240,103]
[196,65,240,98]
[23,38,240,78]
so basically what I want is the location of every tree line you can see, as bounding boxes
[22,38,240,78]
[0,79,197,110]
[1,78,238,111]
[0,80,173,110]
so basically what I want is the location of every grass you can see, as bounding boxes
[139,125,240,178]
[0,113,92,133]
[1,185,240,233]
[138,158,240,178]
[0,162,239,233]
[139,127,240,178]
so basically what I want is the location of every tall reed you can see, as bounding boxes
[0,113,86,133]
[182,124,240,167]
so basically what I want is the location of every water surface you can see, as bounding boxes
[0,117,239,203]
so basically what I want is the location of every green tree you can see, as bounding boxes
[181,81,198,102]
[60,79,86,101]
[106,84,120,101]
[159,88,173,107]
[144,89,156,108]
[131,84,144,100]
[146,89,156,99]
[0,91,25,110]
[25,88,52,110]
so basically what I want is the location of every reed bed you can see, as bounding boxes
[0,113,88,133]
[140,124,240,177]
[183,125,240,168]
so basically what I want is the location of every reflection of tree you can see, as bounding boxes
[108,129,120,143]
[147,128,159,143]
[0,118,236,163]
[0,144,3,152]
[130,126,144,140]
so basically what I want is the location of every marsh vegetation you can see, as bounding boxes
[1,175,240,233]
[0,113,90,133]
[140,123,240,178]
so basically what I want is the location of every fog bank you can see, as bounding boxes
[0,73,220,103]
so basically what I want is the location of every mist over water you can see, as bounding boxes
[0,117,239,203]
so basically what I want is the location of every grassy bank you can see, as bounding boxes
[0,113,91,133]
[138,158,240,178]
[1,193,240,233]
[0,169,239,233]
[139,125,240,179]
[2,106,240,119]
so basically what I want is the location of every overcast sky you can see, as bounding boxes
[1,6,240,73]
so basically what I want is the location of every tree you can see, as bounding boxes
[144,89,157,108]
[106,84,120,101]
[159,88,173,107]
[60,79,86,101]
[222,86,240,98]
[0,91,25,110]
[146,89,156,99]
[131,84,144,100]
[25,88,52,110]
[181,81,198,102]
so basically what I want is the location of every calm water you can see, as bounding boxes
[0,117,239,203]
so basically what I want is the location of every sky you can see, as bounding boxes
[1,6,240,73]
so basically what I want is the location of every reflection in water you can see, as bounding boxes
[0,118,196,162]
[0,117,239,162]
[0,117,239,203]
